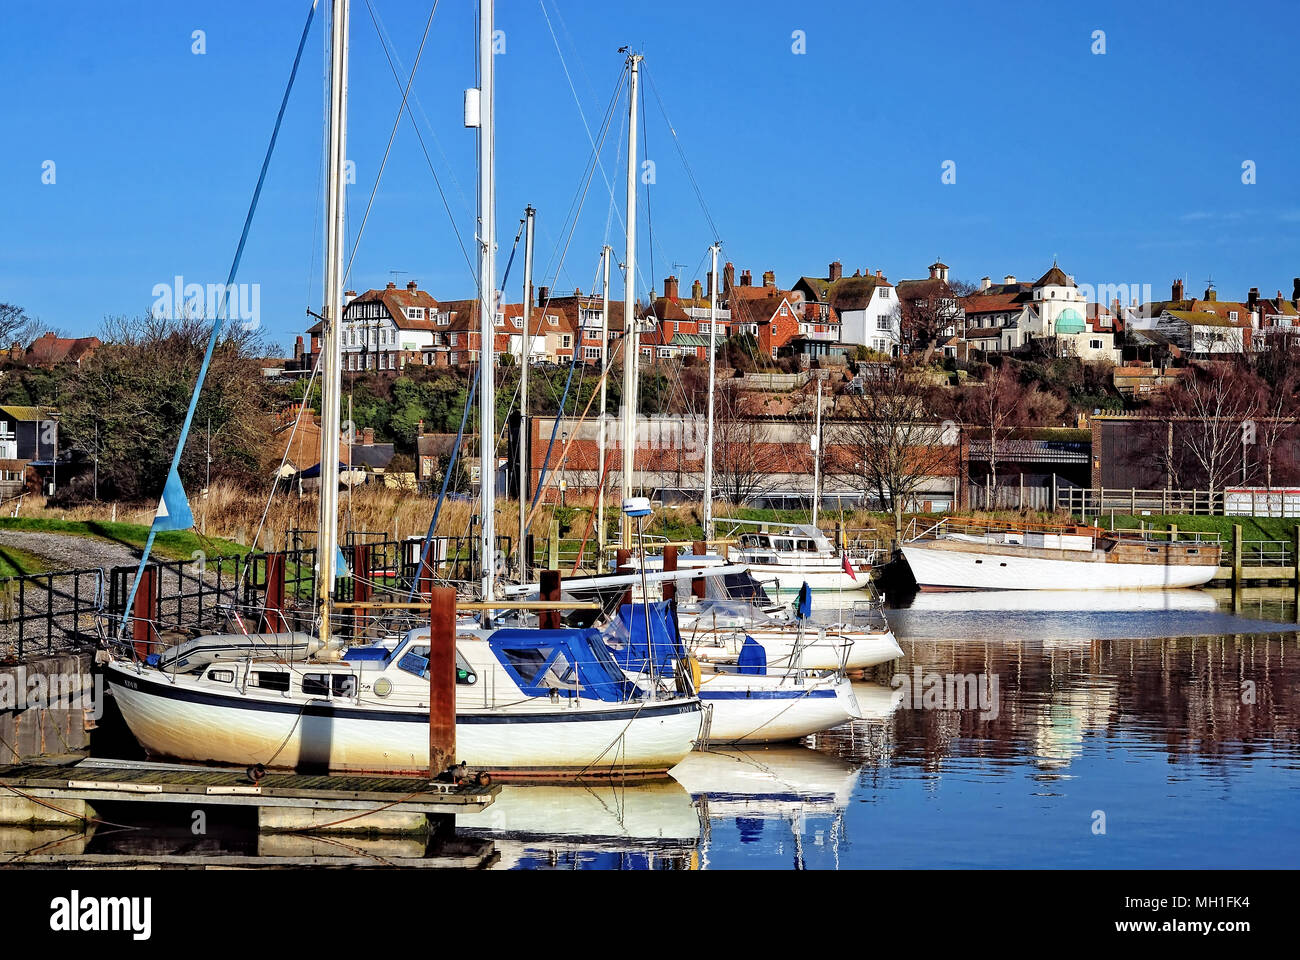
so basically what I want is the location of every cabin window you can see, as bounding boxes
[1147,547,1160,553]
[334,675,357,697]
[250,671,290,692]
[498,648,550,684]
[1187,548,1199,554]
[302,674,330,696]
[207,669,234,683]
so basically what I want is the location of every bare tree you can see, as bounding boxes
[1250,330,1300,492]
[831,363,956,534]
[948,362,1064,505]
[900,284,962,363]
[710,384,787,506]
[0,303,40,349]
[1155,361,1262,498]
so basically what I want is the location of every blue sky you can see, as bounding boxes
[3,0,1297,350]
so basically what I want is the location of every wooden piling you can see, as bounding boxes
[616,549,633,608]
[131,565,159,661]
[692,541,707,600]
[1294,527,1300,617]
[428,586,457,779]
[538,569,562,629]
[263,553,290,633]
[662,546,677,602]
[1168,522,1178,542]
[1232,524,1243,612]
[548,518,560,570]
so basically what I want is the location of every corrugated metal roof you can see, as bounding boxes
[0,405,53,422]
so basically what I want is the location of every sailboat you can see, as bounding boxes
[103,0,702,780]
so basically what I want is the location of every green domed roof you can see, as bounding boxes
[1056,309,1085,334]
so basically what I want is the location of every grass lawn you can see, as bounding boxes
[0,543,50,577]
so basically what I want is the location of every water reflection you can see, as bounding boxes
[4,593,1295,869]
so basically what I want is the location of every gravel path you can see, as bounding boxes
[0,530,143,573]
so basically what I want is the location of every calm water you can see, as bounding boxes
[462,591,1300,869]
[5,593,1297,869]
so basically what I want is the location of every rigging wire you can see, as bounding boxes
[342,0,441,289]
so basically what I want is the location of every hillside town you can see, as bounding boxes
[2,255,1297,520]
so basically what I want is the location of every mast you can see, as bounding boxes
[473,0,497,612]
[316,0,350,645]
[703,243,719,542]
[619,53,642,548]
[517,204,535,583]
[597,244,612,552]
[811,377,822,530]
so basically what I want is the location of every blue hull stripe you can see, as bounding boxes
[699,689,837,700]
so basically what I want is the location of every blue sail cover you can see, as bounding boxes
[610,601,687,675]
[488,628,637,702]
[794,582,812,621]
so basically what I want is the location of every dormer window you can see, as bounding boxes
[1229,311,1239,321]
[437,312,450,325]
[406,307,425,321]
[547,314,559,326]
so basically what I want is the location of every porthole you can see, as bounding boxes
[374,677,393,698]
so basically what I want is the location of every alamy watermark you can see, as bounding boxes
[151,275,260,330]
[892,667,999,720]
[0,668,104,722]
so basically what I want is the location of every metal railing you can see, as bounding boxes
[1056,487,1228,516]
[1229,539,1294,568]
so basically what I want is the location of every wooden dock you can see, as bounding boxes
[0,757,497,837]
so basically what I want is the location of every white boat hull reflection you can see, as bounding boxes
[902,589,1219,613]
[670,746,858,819]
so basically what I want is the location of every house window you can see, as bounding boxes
[450,352,460,364]
[1090,339,1103,349]
[449,333,458,346]
[548,315,559,326]
[584,346,601,359]
[1229,311,1239,321]
[561,335,571,348]
[437,312,450,325]
[879,288,890,299]
[406,307,425,321]
[779,304,789,315]
[657,347,674,357]
[876,315,890,330]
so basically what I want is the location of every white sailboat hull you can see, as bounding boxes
[902,543,1218,591]
[695,672,860,743]
[686,625,902,672]
[745,564,870,593]
[106,664,701,779]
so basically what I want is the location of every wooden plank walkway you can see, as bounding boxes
[0,757,497,814]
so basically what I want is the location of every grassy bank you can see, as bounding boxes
[1100,514,1300,543]
[0,542,50,577]
[0,517,246,562]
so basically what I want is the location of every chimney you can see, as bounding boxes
[762,270,775,288]
[723,262,735,293]
[1003,275,1016,284]
[386,281,396,290]
[294,335,304,361]
[691,279,703,300]
[1292,278,1299,307]
[1204,286,1217,302]
[875,270,884,280]
[829,260,843,282]
[707,270,716,298]
[362,427,375,446]
[664,276,679,301]
[740,270,752,287]
[1248,287,1259,308]
[344,290,358,305]
[980,276,991,292]
[538,285,549,304]
[929,264,939,280]
[1172,279,1184,301]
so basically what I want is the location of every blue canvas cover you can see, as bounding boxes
[488,627,637,702]
[610,600,687,675]
[736,636,767,675]
[794,582,812,621]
